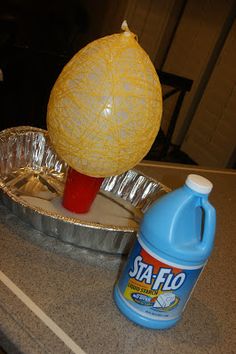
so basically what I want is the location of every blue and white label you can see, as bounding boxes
[117,239,204,320]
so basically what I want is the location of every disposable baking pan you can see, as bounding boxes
[0,126,170,254]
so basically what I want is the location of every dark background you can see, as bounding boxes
[2,1,233,167]
[0,0,109,131]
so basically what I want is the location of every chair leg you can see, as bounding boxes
[160,90,186,158]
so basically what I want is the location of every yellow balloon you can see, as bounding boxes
[47,22,162,177]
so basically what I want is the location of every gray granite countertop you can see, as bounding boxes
[0,162,235,354]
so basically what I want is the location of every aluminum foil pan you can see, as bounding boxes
[0,126,170,254]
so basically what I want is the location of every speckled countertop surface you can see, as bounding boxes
[0,162,235,354]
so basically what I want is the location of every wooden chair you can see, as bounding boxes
[146,70,193,161]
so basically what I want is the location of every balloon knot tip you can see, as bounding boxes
[121,20,130,33]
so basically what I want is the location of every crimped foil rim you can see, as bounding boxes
[0,126,169,234]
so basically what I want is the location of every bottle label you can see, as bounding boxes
[117,237,204,320]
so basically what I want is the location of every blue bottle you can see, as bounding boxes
[114,174,216,329]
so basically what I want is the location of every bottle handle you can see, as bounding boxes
[200,198,216,251]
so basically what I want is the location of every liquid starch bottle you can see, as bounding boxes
[114,174,216,329]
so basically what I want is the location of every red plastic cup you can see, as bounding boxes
[63,168,104,213]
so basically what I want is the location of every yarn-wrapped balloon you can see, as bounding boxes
[47,22,162,178]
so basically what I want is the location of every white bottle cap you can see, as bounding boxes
[185,174,213,194]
